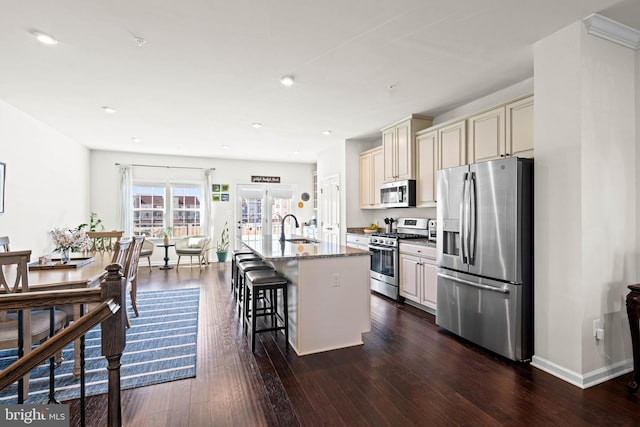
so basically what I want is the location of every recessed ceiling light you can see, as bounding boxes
[322,130,332,135]
[222,145,229,149]
[131,137,141,143]
[251,122,262,128]
[293,150,300,155]
[31,30,58,45]
[280,76,295,86]
[101,106,117,114]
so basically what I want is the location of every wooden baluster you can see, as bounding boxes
[100,263,127,427]
[47,307,59,404]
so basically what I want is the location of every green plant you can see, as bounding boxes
[76,212,104,232]
[161,227,173,238]
[216,221,230,252]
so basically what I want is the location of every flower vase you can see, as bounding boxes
[163,235,170,245]
[60,247,71,264]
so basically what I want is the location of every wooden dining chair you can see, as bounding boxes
[0,250,68,400]
[111,238,132,270]
[123,237,145,328]
[87,231,124,252]
[0,236,10,252]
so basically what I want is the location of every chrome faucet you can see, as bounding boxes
[279,214,299,242]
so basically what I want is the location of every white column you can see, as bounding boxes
[533,20,637,387]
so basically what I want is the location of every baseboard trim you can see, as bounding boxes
[531,355,633,389]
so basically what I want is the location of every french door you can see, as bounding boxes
[236,184,296,241]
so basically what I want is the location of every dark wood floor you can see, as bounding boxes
[69,263,640,426]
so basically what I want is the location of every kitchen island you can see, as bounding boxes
[239,234,371,355]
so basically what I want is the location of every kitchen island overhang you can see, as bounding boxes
[239,235,372,355]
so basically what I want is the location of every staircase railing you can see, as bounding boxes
[0,263,127,427]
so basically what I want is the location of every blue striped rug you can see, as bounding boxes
[0,288,199,404]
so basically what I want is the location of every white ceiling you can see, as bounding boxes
[1,0,638,164]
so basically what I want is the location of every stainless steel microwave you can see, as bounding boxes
[380,180,416,208]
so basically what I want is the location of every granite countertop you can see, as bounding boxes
[399,239,437,248]
[239,234,370,261]
[346,227,367,235]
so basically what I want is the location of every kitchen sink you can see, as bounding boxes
[285,238,318,244]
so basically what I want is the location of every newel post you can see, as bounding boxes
[100,263,127,427]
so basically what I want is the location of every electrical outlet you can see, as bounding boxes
[332,273,340,287]
[593,319,604,341]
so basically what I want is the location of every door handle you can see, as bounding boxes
[460,172,468,264]
[437,273,509,294]
[468,172,476,265]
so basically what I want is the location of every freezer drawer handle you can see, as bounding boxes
[437,273,510,294]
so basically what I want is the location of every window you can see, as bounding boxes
[237,184,295,238]
[132,181,202,237]
[171,184,201,237]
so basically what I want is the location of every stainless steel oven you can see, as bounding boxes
[368,217,433,301]
[368,236,399,300]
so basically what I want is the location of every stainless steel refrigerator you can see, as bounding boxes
[436,157,533,361]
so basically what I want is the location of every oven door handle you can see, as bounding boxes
[368,245,395,252]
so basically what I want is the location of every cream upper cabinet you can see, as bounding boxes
[359,146,383,209]
[470,95,534,162]
[469,106,505,163]
[382,115,433,182]
[437,119,466,170]
[415,128,437,206]
[506,96,534,158]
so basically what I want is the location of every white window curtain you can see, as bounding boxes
[118,164,133,236]
[201,169,213,240]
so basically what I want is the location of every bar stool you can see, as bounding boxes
[237,260,274,314]
[231,250,254,292]
[233,253,262,300]
[243,270,289,352]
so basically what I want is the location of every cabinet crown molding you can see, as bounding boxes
[583,13,640,50]
[381,114,434,131]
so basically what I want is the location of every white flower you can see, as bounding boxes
[49,228,91,252]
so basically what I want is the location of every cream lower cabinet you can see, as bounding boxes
[359,146,383,208]
[399,243,437,312]
[346,233,370,250]
[470,95,534,163]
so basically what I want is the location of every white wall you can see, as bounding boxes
[532,21,637,387]
[90,150,315,264]
[0,100,90,256]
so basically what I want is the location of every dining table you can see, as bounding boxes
[27,252,114,377]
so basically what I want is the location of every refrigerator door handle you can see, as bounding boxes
[460,172,468,264]
[468,172,476,264]
[437,273,510,294]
